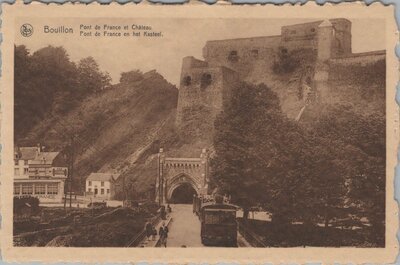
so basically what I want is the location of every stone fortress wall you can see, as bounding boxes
[330,50,386,66]
[176,18,384,128]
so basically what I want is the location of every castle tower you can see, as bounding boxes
[176,56,238,139]
[317,20,334,61]
[329,18,352,56]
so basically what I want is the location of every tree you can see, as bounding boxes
[311,105,385,238]
[14,45,79,139]
[303,104,385,235]
[119,70,144,84]
[14,46,112,142]
[77,57,111,95]
[211,82,307,222]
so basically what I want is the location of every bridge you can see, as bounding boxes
[155,148,209,204]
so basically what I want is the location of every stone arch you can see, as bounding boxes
[166,173,200,202]
[155,149,209,205]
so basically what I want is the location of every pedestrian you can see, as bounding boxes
[159,225,167,247]
[145,221,152,241]
[161,206,166,220]
[162,223,169,239]
[152,225,157,241]
[167,204,172,213]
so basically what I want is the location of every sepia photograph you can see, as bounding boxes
[11,16,387,249]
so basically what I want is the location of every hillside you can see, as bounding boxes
[20,70,179,196]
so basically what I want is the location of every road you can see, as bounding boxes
[167,204,203,247]
[167,204,251,247]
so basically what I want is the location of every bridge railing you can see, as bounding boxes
[125,211,162,247]
[237,219,268,248]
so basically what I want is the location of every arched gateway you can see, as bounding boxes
[155,148,209,204]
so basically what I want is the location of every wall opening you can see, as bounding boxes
[200,73,212,89]
[170,183,197,204]
[251,49,259,59]
[183,76,192,86]
[228,50,239,63]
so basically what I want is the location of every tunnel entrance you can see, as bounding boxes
[170,183,197,204]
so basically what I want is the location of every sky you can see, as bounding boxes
[15,18,385,85]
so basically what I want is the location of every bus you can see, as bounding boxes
[194,195,238,247]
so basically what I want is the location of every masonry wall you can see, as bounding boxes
[281,21,320,42]
[327,52,386,107]
[203,36,281,78]
[176,57,238,140]
[329,51,385,66]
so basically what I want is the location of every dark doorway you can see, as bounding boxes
[170,183,197,204]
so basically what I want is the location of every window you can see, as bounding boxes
[14,168,20,176]
[251,49,259,58]
[47,183,59,195]
[24,160,28,165]
[200,73,212,89]
[101,181,104,187]
[24,168,29,175]
[14,185,21,195]
[35,184,46,195]
[14,160,18,166]
[107,189,110,194]
[204,210,236,225]
[22,184,33,195]
[183,76,191,86]
[88,188,92,193]
[88,181,92,186]
[101,189,104,195]
[227,50,239,63]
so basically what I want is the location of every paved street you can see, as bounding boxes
[165,204,251,248]
[167,204,203,247]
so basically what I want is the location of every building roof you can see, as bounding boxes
[18,147,38,160]
[86,172,121,182]
[29,152,60,165]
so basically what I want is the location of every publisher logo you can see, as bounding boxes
[20,24,33,37]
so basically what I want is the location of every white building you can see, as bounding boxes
[14,146,68,203]
[85,172,120,200]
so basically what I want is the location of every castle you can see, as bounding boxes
[176,18,385,128]
[157,19,386,203]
